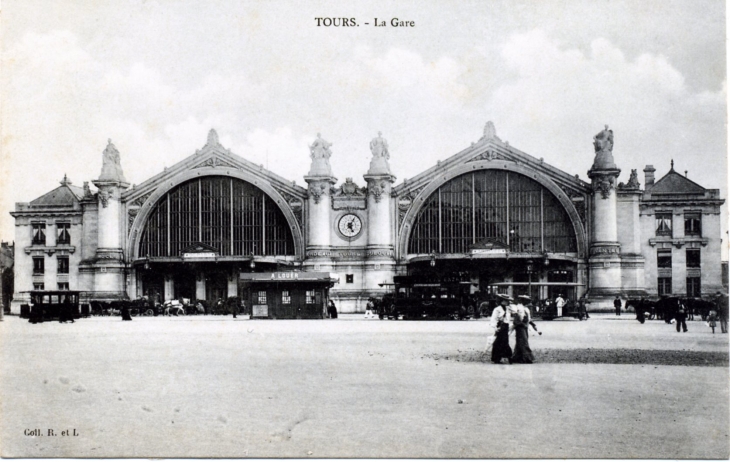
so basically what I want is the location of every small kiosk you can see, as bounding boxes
[239,271,338,319]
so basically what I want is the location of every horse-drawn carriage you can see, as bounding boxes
[625,297,716,323]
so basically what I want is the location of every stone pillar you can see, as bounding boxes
[91,140,130,301]
[363,132,397,293]
[164,275,174,301]
[195,274,206,300]
[586,126,622,310]
[304,133,336,271]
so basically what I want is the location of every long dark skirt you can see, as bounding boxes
[511,324,534,363]
[491,323,512,363]
[121,307,133,321]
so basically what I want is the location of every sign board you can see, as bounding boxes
[182,251,217,260]
[239,271,336,282]
[471,248,507,255]
[252,304,268,317]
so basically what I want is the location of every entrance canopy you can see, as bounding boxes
[239,271,338,284]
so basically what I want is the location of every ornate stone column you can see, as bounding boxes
[586,126,622,309]
[303,134,337,271]
[363,132,396,291]
[91,140,130,300]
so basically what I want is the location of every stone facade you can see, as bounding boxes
[9,125,726,313]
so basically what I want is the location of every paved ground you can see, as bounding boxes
[1,314,727,458]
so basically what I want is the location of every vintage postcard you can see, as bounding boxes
[1,0,728,459]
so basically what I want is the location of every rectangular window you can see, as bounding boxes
[686,277,701,298]
[33,257,44,275]
[58,282,69,291]
[657,250,672,268]
[57,256,69,274]
[32,223,46,245]
[305,290,315,304]
[655,213,672,237]
[57,223,71,244]
[684,213,701,237]
[686,249,701,268]
[346,274,354,284]
[257,291,267,304]
[282,290,291,304]
[658,277,672,296]
[33,283,45,290]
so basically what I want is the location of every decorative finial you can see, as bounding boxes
[60,174,71,185]
[206,129,220,148]
[671,159,674,170]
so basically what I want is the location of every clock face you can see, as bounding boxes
[338,214,362,238]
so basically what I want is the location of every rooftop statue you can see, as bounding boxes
[310,133,333,160]
[593,125,614,153]
[367,131,393,176]
[98,139,127,183]
[370,131,390,160]
[590,125,617,171]
[307,133,334,177]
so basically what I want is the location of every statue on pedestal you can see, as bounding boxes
[593,125,614,153]
[307,133,334,177]
[590,125,617,171]
[367,131,393,176]
[99,139,127,183]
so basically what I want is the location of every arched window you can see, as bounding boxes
[408,170,577,254]
[139,176,294,257]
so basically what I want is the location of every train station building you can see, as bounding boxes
[9,123,726,312]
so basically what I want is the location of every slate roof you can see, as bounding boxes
[28,183,84,207]
[649,168,707,195]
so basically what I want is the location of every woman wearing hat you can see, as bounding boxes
[490,294,514,364]
[511,296,535,364]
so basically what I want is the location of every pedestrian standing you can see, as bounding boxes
[675,300,688,333]
[121,304,132,321]
[636,297,646,324]
[715,291,728,334]
[707,308,717,334]
[511,298,535,364]
[231,298,238,318]
[328,300,338,319]
[364,298,375,319]
[614,295,622,316]
[555,294,565,317]
[490,294,514,364]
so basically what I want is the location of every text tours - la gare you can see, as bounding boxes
[314,18,415,27]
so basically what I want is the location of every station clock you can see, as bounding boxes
[338,213,363,238]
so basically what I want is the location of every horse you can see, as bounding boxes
[625,299,657,320]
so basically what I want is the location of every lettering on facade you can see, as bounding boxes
[590,246,620,256]
[271,272,299,280]
[306,250,394,258]
[182,251,216,260]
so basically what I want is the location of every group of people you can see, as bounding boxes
[487,294,540,364]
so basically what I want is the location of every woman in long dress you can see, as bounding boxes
[490,296,513,364]
[511,303,534,364]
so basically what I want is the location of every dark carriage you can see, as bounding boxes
[377,275,475,320]
[27,291,81,323]
[625,299,658,321]
[539,298,588,321]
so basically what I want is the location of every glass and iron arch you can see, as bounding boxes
[138,175,295,258]
[407,170,578,255]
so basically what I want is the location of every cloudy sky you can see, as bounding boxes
[1,0,726,246]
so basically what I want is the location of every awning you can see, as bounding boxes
[239,271,338,283]
[490,282,585,286]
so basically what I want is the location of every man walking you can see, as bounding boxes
[715,291,728,334]
[614,295,622,316]
[675,299,688,333]
[555,294,565,317]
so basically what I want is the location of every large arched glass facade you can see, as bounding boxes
[139,176,294,257]
[408,170,577,254]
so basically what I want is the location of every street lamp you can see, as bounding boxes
[430,250,436,267]
[526,259,533,301]
[249,253,255,270]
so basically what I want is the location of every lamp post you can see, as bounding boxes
[430,250,436,268]
[526,259,534,302]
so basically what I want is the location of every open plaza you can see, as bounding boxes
[1,314,727,459]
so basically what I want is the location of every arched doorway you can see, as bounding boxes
[404,168,583,302]
[135,175,296,302]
